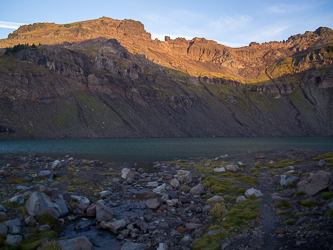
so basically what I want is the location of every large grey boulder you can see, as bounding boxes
[145,198,162,210]
[6,234,22,246]
[280,175,300,186]
[190,184,205,195]
[0,224,7,236]
[177,170,192,184]
[297,171,331,196]
[6,218,21,235]
[25,192,61,219]
[96,201,114,222]
[56,236,93,250]
[55,199,69,217]
[121,168,135,180]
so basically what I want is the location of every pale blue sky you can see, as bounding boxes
[1,0,332,47]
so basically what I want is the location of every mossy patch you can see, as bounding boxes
[298,200,317,207]
[283,218,296,226]
[4,178,29,184]
[276,201,292,208]
[321,192,333,200]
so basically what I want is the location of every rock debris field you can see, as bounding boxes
[0,149,333,250]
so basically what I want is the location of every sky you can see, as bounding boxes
[1,0,333,48]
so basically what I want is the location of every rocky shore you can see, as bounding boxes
[0,149,332,250]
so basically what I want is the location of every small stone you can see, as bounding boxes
[214,167,226,172]
[9,195,24,204]
[170,178,180,188]
[245,188,263,198]
[147,182,159,187]
[207,196,224,203]
[236,195,246,203]
[255,153,266,159]
[190,184,205,195]
[145,198,162,210]
[25,216,36,226]
[120,242,147,250]
[157,243,168,250]
[71,195,90,206]
[39,225,51,231]
[6,234,22,246]
[121,168,135,179]
[99,190,111,198]
[225,165,239,172]
[177,170,192,184]
[38,170,53,179]
[109,219,127,234]
[153,183,166,194]
[276,227,286,234]
[317,159,326,167]
[0,224,7,236]
[185,223,202,231]
[86,203,96,217]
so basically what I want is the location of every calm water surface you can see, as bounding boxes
[0,137,332,161]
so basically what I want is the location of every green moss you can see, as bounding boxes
[192,231,231,250]
[4,178,29,184]
[325,209,333,218]
[298,200,317,207]
[201,176,237,194]
[38,214,56,225]
[295,191,307,196]
[283,218,296,226]
[313,152,333,161]
[276,201,292,208]
[210,203,226,218]
[294,211,309,218]
[266,159,303,168]
[321,192,333,200]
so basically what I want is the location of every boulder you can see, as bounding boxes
[121,168,135,180]
[6,219,21,235]
[38,170,53,179]
[55,199,69,217]
[0,224,8,237]
[9,195,24,204]
[236,195,247,203]
[25,192,61,219]
[245,188,263,198]
[50,160,61,170]
[177,170,192,184]
[214,167,225,173]
[109,219,127,234]
[96,205,115,222]
[56,236,93,250]
[170,178,180,188]
[6,234,22,246]
[297,171,331,196]
[145,198,162,210]
[255,153,266,159]
[207,195,224,203]
[86,203,96,217]
[185,223,202,231]
[71,195,90,206]
[153,183,166,194]
[25,216,36,226]
[190,184,205,195]
[225,165,239,172]
[317,159,326,167]
[280,175,300,186]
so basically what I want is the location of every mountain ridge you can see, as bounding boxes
[0,17,332,139]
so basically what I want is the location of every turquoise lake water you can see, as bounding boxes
[0,137,332,161]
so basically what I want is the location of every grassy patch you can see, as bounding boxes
[266,159,304,168]
[312,152,333,161]
[294,191,307,196]
[276,201,292,208]
[38,214,57,225]
[325,209,333,218]
[210,203,226,218]
[321,192,333,200]
[298,200,317,207]
[295,211,309,218]
[192,231,231,250]
[4,178,29,184]
[283,218,296,226]
[41,240,61,250]
[201,176,237,194]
